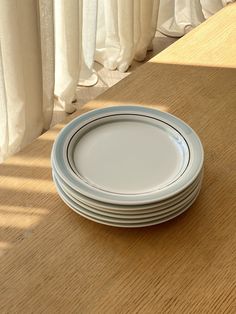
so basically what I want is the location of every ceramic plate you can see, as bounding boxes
[68,114,189,194]
[52,106,203,204]
[52,166,203,213]
[54,174,201,228]
[53,171,202,219]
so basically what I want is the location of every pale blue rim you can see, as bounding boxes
[51,105,204,205]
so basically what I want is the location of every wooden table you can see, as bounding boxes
[1,5,236,313]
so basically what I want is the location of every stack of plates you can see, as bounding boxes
[51,106,204,227]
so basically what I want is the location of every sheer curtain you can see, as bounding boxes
[55,0,160,112]
[0,0,231,162]
[95,0,160,72]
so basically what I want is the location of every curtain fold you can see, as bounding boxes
[95,0,160,72]
[39,0,55,130]
[157,0,231,37]
[78,0,98,87]
[54,0,82,113]
[135,0,160,62]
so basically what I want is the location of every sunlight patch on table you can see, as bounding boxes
[0,241,12,257]
[5,156,51,168]
[84,100,169,113]
[0,177,55,193]
[0,212,43,229]
[0,205,48,215]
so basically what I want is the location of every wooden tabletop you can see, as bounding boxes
[1,5,236,313]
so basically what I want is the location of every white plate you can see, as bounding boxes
[53,172,201,220]
[52,106,204,205]
[52,166,203,213]
[68,115,189,194]
[54,175,201,228]
[52,162,203,211]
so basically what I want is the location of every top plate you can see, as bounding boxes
[67,115,189,194]
[52,106,204,205]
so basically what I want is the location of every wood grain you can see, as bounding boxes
[0,5,236,313]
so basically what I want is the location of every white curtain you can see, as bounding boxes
[0,0,230,162]
[0,0,54,162]
[157,0,234,37]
